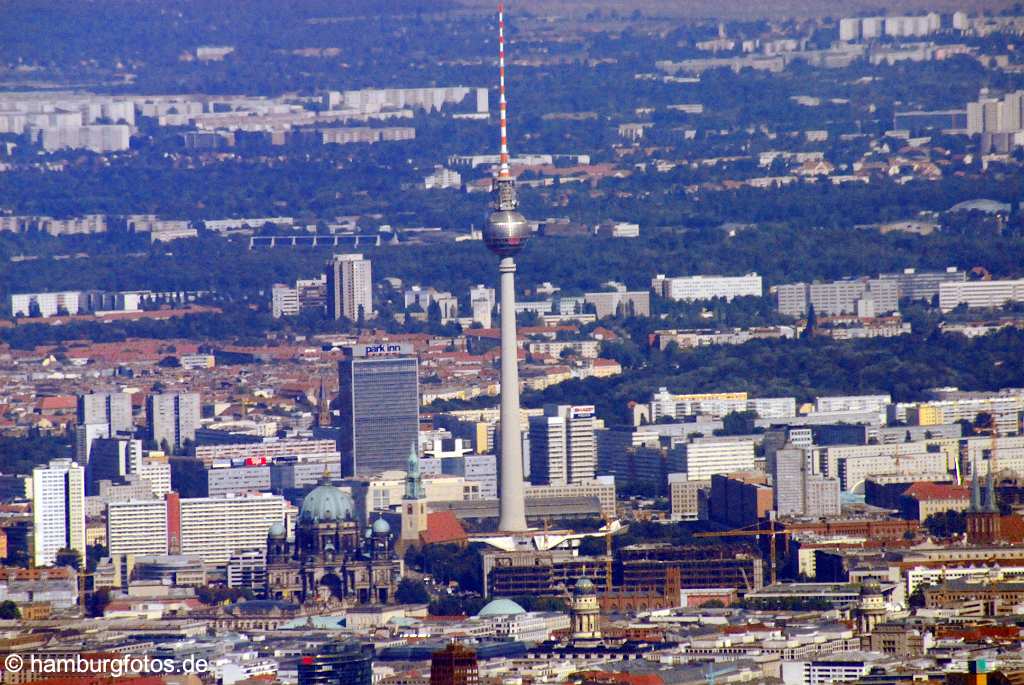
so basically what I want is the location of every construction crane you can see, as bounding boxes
[694,519,791,585]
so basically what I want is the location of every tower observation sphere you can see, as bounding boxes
[484,205,530,257]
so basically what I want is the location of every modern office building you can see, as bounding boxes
[338,343,420,477]
[528,405,597,486]
[298,641,373,685]
[85,435,143,495]
[147,392,201,453]
[681,440,756,481]
[31,459,86,567]
[193,438,340,467]
[326,253,373,321]
[227,548,268,593]
[77,392,133,437]
[651,273,763,302]
[430,644,479,685]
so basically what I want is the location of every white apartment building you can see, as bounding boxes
[136,461,172,497]
[326,253,373,321]
[32,459,86,567]
[814,394,892,414]
[107,499,169,557]
[271,284,301,318]
[193,438,340,467]
[37,124,131,152]
[651,273,763,302]
[177,494,285,565]
[939,278,1024,312]
[10,291,83,317]
[424,167,462,190]
[681,440,756,481]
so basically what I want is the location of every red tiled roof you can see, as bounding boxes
[36,395,76,411]
[420,511,467,546]
[902,482,970,501]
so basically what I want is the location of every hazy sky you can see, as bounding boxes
[461,0,1021,19]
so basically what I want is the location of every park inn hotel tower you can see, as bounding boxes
[337,342,420,477]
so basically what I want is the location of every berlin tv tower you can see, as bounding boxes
[484,1,530,533]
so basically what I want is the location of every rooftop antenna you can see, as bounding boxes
[497,2,511,181]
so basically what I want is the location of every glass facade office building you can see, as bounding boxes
[338,346,419,477]
[298,641,372,685]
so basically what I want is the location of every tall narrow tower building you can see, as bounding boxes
[484,2,531,533]
[326,253,373,322]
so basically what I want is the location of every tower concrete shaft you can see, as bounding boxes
[498,256,528,532]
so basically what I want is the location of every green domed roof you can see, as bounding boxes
[372,518,391,535]
[268,522,286,538]
[299,483,355,523]
[574,577,595,593]
[477,598,526,617]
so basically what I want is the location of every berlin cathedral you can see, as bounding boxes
[265,476,403,604]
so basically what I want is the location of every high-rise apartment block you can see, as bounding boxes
[528,405,597,486]
[86,436,143,495]
[776,278,899,318]
[31,459,86,567]
[326,254,373,321]
[876,267,964,303]
[338,343,419,477]
[651,273,762,302]
[77,392,133,436]
[147,392,200,453]
[770,445,840,518]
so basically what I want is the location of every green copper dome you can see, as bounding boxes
[477,598,526,617]
[372,518,391,535]
[299,483,355,523]
[574,577,595,594]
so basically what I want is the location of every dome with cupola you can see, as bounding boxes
[299,481,355,523]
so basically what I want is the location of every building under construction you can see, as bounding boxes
[618,543,765,591]
[481,548,611,598]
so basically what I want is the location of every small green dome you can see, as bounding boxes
[299,483,355,523]
[477,598,526,617]
[372,518,391,535]
[268,522,286,538]
[574,577,595,593]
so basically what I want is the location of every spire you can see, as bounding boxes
[405,442,424,500]
[971,465,982,513]
[985,462,999,513]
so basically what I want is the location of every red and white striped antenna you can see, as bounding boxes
[497,1,511,179]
